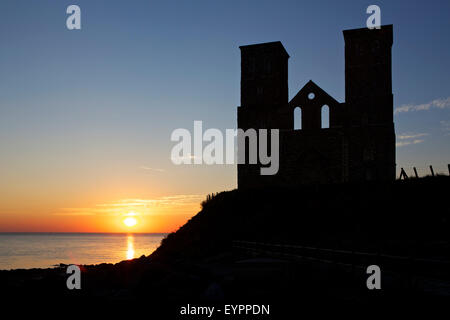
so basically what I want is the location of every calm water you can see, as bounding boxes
[0,233,167,270]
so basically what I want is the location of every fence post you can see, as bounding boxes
[399,168,408,180]
[430,165,435,177]
[413,167,419,178]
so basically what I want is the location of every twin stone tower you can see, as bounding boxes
[237,25,395,188]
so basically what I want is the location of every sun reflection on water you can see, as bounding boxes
[126,235,135,260]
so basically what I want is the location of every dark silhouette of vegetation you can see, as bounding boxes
[152,176,450,263]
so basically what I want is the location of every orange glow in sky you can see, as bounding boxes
[0,194,211,233]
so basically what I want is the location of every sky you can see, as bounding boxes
[0,0,449,232]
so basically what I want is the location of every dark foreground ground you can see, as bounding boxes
[1,176,449,317]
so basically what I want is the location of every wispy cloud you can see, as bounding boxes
[140,166,166,172]
[397,133,429,140]
[440,120,450,136]
[396,139,425,147]
[396,132,428,147]
[395,97,450,114]
[95,195,204,208]
[54,194,205,216]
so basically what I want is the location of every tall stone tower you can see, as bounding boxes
[237,42,291,188]
[343,25,395,181]
[238,41,290,129]
[344,25,393,126]
[240,41,289,108]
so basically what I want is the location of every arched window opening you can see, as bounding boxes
[321,105,330,129]
[294,107,302,130]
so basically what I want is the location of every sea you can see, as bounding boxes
[0,233,167,270]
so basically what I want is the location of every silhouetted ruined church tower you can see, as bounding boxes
[237,25,395,188]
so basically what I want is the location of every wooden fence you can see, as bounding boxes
[399,164,450,179]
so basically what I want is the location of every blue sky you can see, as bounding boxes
[0,0,449,206]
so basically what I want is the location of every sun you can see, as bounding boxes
[123,217,137,227]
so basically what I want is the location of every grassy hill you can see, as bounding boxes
[150,175,450,263]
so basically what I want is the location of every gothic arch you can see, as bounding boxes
[294,107,302,130]
[321,105,330,128]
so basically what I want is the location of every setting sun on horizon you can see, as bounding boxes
[123,216,137,227]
